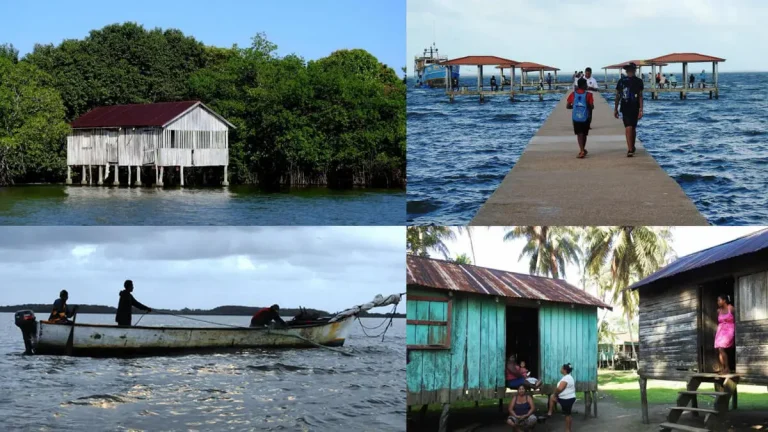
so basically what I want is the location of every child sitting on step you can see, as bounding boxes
[519,360,542,389]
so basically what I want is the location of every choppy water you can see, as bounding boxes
[0,185,405,226]
[0,313,405,431]
[407,72,768,225]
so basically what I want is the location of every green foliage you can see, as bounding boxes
[0,58,70,184]
[406,226,456,259]
[503,226,581,279]
[1,25,403,187]
[452,253,472,265]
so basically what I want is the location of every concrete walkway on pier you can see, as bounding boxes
[471,93,708,226]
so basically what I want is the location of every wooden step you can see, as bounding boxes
[691,373,739,379]
[678,391,727,397]
[668,407,718,415]
[658,422,710,432]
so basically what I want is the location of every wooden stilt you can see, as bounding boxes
[66,166,72,185]
[154,165,159,186]
[438,403,450,432]
[98,166,103,185]
[180,165,184,187]
[419,404,428,422]
[593,391,598,417]
[222,165,229,186]
[112,165,119,186]
[158,167,164,186]
[127,164,132,186]
[88,165,92,185]
[732,387,738,410]
[639,376,649,424]
[134,166,142,186]
[81,166,87,185]
[584,391,592,418]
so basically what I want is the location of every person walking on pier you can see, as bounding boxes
[614,62,644,157]
[567,78,594,159]
[546,73,552,90]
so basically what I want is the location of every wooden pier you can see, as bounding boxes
[470,93,708,226]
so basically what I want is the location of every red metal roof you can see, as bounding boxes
[70,101,200,128]
[516,61,560,72]
[646,53,725,64]
[407,256,612,309]
[631,228,768,291]
[602,60,667,69]
[442,55,521,66]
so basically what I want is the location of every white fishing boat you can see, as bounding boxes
[15,294,401,357]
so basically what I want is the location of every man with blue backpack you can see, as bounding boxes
[567,78,594,159]
[614,62,644,157]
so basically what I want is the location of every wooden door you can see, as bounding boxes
[699,278,735,373]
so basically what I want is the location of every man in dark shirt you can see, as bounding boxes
[49,290,77,323]
[116,280,151,326]
[614,62,644,157]
[250,304,287,328]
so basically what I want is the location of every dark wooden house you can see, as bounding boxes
[629,228,768,431]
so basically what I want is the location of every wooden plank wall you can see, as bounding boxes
[165,106,229,131]
[407,288,505,406]
[539,304,598,392]
[638,285,699,379]
[736,270,768,383]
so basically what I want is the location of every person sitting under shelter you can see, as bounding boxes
[49,290,77,324]
[490,75,498,91]
[519,360,542,389]
[250,304,287,327]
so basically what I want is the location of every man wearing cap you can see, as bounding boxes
[116,280,151,326]
[614,62,644,157]
[250,304,287,328]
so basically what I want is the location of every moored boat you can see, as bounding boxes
[414,43,459,88]
[15,294,402,357]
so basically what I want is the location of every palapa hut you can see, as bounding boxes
[67,101,235,187]
[406,256,612,430]
[629,228,768,431]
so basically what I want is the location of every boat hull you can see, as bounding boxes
[35,318,355,357]
[419,64,460,88]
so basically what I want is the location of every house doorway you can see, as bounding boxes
[699,277,735,373]
[506,306,539,384]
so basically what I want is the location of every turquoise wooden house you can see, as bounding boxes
[406,256,611,428]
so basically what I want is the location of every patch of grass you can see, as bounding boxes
[598,370,768,409]
[420,396,549,413]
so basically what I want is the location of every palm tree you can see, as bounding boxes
[453,253,472,265]
[583,226,673,361]
[406,226,456,259]
[502,226,581,279]
[454,226,477,265]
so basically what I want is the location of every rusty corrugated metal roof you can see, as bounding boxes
[71,101,201,128]
[407,256,612,309]
[646,53,726,64]
[441,55,521,66]
[631,228,768,290]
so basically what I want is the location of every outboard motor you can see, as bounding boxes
[14,310,37,355]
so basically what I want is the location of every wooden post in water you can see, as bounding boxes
[639,375,649,424]
[651,64,656,100]
[127,164,132,186]
[223,166,229,186]
[715,62,719,99]
[112,165,119,186]
[180,165,184,187]
[66,166,72,185]
[134,166,142,186]
[81,166,87,185]
[97,166,103,185]
[158,166,164,187]
[88,165,92,185]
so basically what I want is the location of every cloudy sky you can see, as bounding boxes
[0,227,404,312]
[407,0,768,73]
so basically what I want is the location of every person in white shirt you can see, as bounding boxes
[574,67,599,92]
[545,363,577,431]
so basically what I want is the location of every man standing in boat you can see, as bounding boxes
[250,304,287,328]
[116,280,151,326]
[49,289,77,323]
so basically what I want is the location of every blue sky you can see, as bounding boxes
[408,0,768,74]
[1,0,405,69]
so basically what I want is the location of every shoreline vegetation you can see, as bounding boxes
[0,304,405,319]
[0,23,405,188]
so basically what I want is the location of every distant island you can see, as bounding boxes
[0,304,405,319]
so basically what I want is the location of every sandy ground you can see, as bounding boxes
[408,393,768,432]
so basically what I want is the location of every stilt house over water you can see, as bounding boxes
[629,228,768,431]
[406,256,611,429]
[67,101,235,187]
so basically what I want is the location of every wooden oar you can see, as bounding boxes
[65,311,77,356]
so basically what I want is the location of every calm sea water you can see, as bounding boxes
[0,313,405,431]
[0,185,405,225]
[407,72,768,225]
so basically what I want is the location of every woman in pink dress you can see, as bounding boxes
[715,294,735,374]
